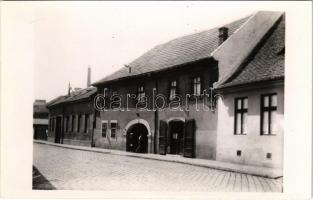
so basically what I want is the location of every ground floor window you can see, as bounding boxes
[102,121,108,137]
[261,93,277,135]
[110,121,117,138]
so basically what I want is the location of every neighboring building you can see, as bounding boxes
[213,13,285,169]
[33,100,49,140]
[46,68,97,147]
[91,10,285,171]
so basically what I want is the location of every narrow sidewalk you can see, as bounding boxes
[34,140,282,178]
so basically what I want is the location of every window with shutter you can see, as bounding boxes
[184,119,195,158]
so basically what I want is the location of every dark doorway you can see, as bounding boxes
[168,120,184,155]
[126,123,148,153]
[55,116,62,144]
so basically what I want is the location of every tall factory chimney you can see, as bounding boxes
[87,67,91,87]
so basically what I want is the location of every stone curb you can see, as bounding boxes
[34,140,283,179]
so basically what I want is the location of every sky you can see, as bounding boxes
[25,1,287,101]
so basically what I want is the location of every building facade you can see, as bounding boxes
[47,87,97,147]
[91,11,285,170]
[45,11,285,171]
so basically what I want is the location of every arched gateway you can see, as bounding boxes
[125,119,150,153]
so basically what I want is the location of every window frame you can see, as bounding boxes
[137,85,146,103]
[110,120,117,139]
[261,93,278,136]
[101,120,108,138]
[169,80,178,101]
[234,97,248,135]
[192,76,202,96]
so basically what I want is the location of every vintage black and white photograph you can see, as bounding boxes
[31,3,286,192]
[2,1,312,199]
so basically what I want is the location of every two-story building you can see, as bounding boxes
[91,14,250,159]
[92,10,285,171]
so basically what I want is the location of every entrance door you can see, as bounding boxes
[55,116,62,144]
[126,123,148,153]
[168,120,184,155]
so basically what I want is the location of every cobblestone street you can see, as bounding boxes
[33,143,283,192]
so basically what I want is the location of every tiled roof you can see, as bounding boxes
[93,16,250,85]
[217,15,285,89]
[47,87,97,108]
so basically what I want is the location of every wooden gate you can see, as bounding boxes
[183,119,195,158]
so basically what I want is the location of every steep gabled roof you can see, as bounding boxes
[47,87,97,108]
[92,15,250,86]
[216,14,285,89]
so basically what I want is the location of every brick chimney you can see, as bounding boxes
[68,82,72,96]
[218,27,229,45]
[87,67,91,87]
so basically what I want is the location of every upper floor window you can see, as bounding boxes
[169,80,177,101]
[137,86,145,102]
[110,121,117,138]
[234,97,248,135]
[261,94,277,135]
[192,77,201,96]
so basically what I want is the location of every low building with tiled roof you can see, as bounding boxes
[46,68,97,147]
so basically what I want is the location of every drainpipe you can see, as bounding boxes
[91,97,97,147]
[154,79,159,154]
[61,105,65,144]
